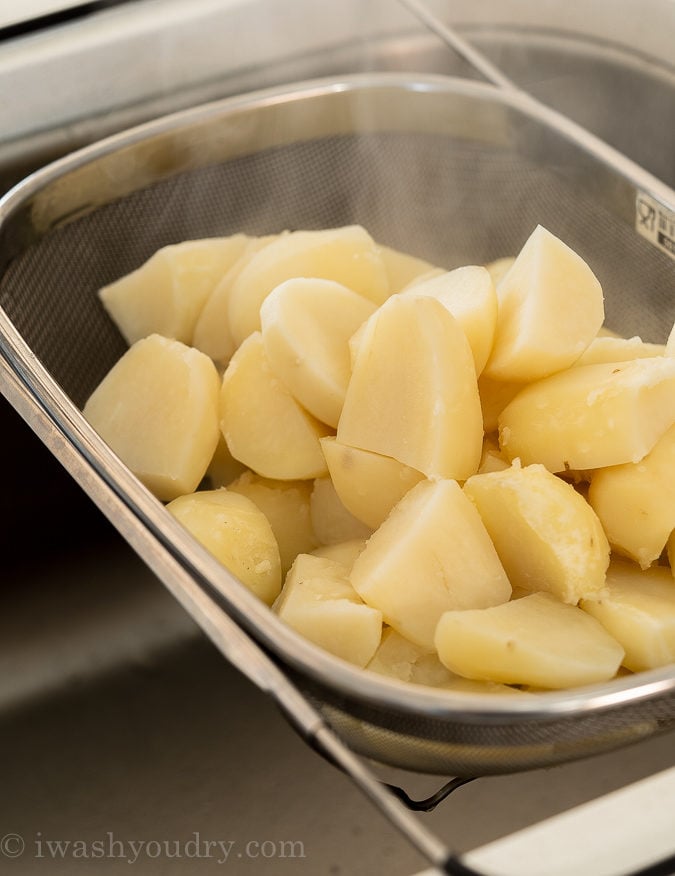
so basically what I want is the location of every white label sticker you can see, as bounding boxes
[635,192,675,261]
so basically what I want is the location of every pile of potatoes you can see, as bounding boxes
[83,224,675,693]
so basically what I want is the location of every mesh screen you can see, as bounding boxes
[1,126,674,775]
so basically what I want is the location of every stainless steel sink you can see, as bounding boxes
[1,2,674,872]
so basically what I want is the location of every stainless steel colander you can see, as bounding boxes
[1,34,674,875]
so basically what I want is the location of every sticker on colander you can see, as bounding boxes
[635,192,675,261]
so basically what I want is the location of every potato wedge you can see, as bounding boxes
[338,295,483,481]
[581,559,675,672]
[309,477,373,545]
[463,463,610,604]
[320,436,424,529]
[350,478,511,649]
[483,225,604,381]
[401,265,498,374]
[498,357,675,472]
[219,332,331,480]
[83,334,220,501]
[260,278,376,427]
[574,335,666,367]
[587,423,675,568]
[227,470,319,575]
[167,488,281,605]
[435,592,624,689]
[99,235,250,346]
[227,225,389,347]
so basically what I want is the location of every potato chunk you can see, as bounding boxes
[338,295,483,481]
[260,278,376,427]
[227,470,319,574]
[498,357,675,472]
[581,559,675,672]
[309,477,373,545]
[435,592,624,689]
[310,538,367,569]
[83,334,220,501]
[574,335,666,367]
[227,225,389,347]
[483,225,604,381]
[167,488,281,605]
[219,332,331,480]
[401,265,498,374]
[192,234,278,364]
[463,463,610,604]
[587,424,675,569]
[274,553,382,667]
[350,479,511,649]
[99,235,250,346]
[320,436,424,529]
[366,627,455,687]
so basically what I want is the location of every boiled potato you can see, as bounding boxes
[581,558,675,672]
[350,478,511,650]
[366,627,456,687]
[320,436,424,530]
[587,423,675,569]
[83,334,220,501]
[401,265,498,374]
[477,373,525,433]
[464,463,610,603]
[574,335,666,367]
[377,243,442,293]
[227,470,319,575]
[498,357,675,472]
[435,592,624,689]
[274,553,382,667]
[99,235,250,346]
[260,278,376,427]
[309,477,373,545]
[167,488,281,605]
[483,225,604,381]
[338,295,483,481]
[227,226,389,347]
[219,332,331,480]
[192,234,279,364]
[485,256,515,286]
[310,538,368,568]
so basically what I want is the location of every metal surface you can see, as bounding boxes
[1,74,674,780]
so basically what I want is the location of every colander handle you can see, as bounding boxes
[397,0,518,91]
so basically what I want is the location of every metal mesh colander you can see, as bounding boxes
[1,74,675,790]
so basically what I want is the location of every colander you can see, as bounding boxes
[0,9,674,872]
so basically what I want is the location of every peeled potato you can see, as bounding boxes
[167,488,281,605]
[320,436,424,530]
[483,225,605,381]
[401,265,498,374]
[581,559,675,672]
[227,470,319,574]
[274,553,382,667]
[377,243,442,293]
[260,277,376,427]
[227,225,389,347]
[99,235,250,346]
[83,334,220,501]
[338,295,483,481]
[498,357,675,472]
[310,538,368,569]
[366,627,456,687]
[309,477,373,545]
[219,332,331,480]
[464,463,610,604]
[350,478,511,650]
[587,423,675,569]
[192,234,278,364]
[435,592,624,689]
[574,335,666,367]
